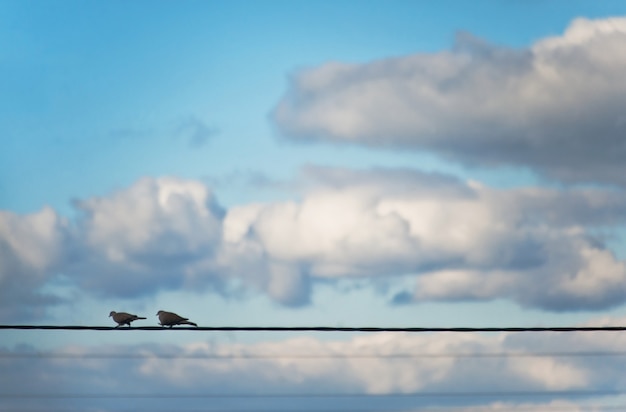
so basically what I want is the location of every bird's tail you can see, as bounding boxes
[136,317,147,320]
[181,320,198,327]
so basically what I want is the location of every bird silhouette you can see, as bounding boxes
[156,310,198,327]
[109,311,147,328]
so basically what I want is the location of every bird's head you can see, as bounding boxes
[109,311,116,317]
[156,310,163,316]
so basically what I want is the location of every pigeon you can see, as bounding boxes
[156,310,198,327]
[109,311,147,328]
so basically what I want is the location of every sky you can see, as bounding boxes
[3,0,626,411]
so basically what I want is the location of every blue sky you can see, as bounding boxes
[5,0,625,215]
[3,1,626,411]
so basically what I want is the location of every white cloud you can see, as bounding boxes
[77,176,222,259]
[273,16,626,185]
[0,207,68,320]
[6,323,626,410]
[2,168,626,320]
[453,400,596,412]
[68,176,224,298]
[226,167,626,310]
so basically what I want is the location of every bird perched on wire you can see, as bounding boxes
[109,311,147,328]
[156,310,198,327]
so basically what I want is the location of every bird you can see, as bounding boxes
[109,311,147,328]
[156,310,198,327]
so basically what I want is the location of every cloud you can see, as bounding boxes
[2,168,626,320]
[68,176,225,298]
[0,207,69,320]
[225,167,626,311]
[4,323,626,410]
[272,16,626,185]
[173,116,217,148]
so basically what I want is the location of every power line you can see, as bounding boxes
[1,325,626,332]
[2,390,624,399]
[4,351,626,359]
[6,407,626,412]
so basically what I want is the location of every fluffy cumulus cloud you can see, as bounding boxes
[273,17,626,185]
[0,207,69,320]
[4,324,626,411]
[2,168,626,320]
[68,176,225,298]
[215,162,626,312]
[223,167,626,311]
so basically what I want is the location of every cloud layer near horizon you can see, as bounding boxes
[273,17,626,185]
[3,168,626,321]
[4,322,626,411]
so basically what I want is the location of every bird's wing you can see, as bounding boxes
[114,312,134,323]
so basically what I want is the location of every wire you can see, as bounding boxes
[4,351,626,359]
[1,325,626,332]
[7,408,626,412]
[2,390,624,399]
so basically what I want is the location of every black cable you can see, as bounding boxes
[4,351,626,359]
[5,408,626,412]
[2,390,623,398]
[1,325,626,332]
